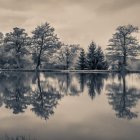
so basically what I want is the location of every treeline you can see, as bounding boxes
[0,23,139,70]
[0,22,108,70]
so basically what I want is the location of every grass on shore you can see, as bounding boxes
[0,135,37,140]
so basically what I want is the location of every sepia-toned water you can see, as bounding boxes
[0,72,140,140]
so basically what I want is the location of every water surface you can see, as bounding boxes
[0,72,140,140]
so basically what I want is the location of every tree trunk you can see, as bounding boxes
[36,46,43,70]
[123,35,127,70]
[36,72,43,108]
[66,56,69,70]
[36,36,44,70]
[37,72,42,93]
[16,54,21,69]
[123,51,127,66]
[36,55,41,69]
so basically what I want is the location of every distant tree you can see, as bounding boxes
[0,32,3,46]
[0,32,6,68]
[77,48,86,70]
[31,22,61,69]
[65,46,72,69]
[86,41,108,70]
[54,44,80,69]
[4,27,30,68]
[107,25,139,70]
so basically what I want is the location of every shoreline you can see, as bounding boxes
[0,69,140,73]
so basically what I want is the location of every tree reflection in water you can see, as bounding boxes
[0,72,139,120]
[86,73,108,100]
[76,73,108,99]
[31,72,62,120]
[107,73,140,119]
[0,72,31,114]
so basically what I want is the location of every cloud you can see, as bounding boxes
[96,0,140,14]
[0,0,140,49]
[0,0,100,11]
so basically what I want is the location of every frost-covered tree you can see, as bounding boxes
[107,25,139,70]
[31,22,60,69]
[54,44,80,69]
[4,27,30,68]
[77,48,86,70]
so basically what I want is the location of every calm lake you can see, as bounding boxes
[0,72,140,140]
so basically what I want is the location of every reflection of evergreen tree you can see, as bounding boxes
[1,72,31,114]
[77,73,86,92]
[107,74,140,119]
[86,73,108,100]
[31,72,62,120]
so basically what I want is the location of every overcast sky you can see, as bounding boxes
[0,0,140,49]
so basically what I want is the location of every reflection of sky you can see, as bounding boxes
[0,73,140,140]
[0,0,140,49]
[106,74,140,90]
[0,94,140,140]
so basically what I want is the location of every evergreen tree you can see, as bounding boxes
[86,42,108,70]
[96,47,108,70]
[86,42,97,70]
[77,48,86,70]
